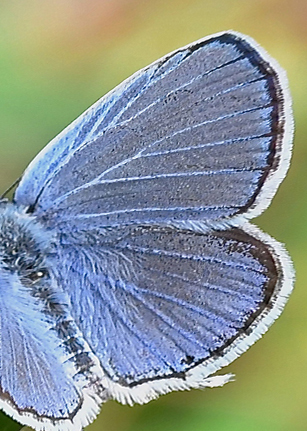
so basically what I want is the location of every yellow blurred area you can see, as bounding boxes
[0,1,306,430]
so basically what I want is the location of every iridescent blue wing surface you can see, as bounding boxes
[0,277,86,430]
[52,222,292,404]
[7,31,294,426]
[14,31,292,229]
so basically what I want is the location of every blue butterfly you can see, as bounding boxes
[0,31,294,430]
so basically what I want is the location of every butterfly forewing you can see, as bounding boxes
[15,32,291,229]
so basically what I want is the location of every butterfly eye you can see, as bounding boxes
[28,270,46,282]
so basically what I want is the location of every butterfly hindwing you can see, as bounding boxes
[52,222,292,404]
[0,268,100,431]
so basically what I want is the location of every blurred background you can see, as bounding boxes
[0,0,305,430]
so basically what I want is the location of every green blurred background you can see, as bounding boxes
[0,1,306,430]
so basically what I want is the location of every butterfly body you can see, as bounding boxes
[0,203,108,429]
[0,31,294,430]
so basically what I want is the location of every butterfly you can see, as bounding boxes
[0,31,294,431]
